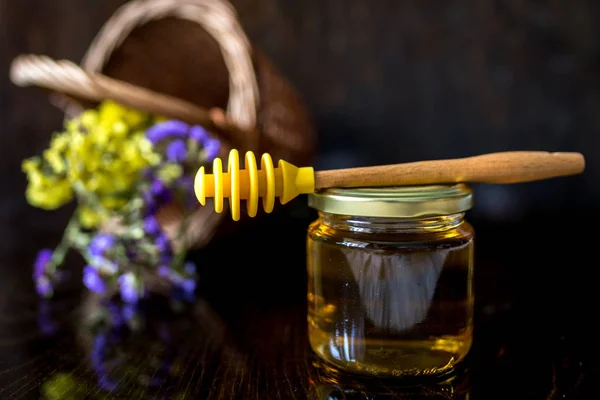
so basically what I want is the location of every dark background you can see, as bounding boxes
[1,1,598,398]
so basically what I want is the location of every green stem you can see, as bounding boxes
[172,213,192,272]
[56,216,77,257]
[47,213,83,275]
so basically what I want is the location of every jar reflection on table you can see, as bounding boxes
[308,382,470,400]
[306,185,475,380]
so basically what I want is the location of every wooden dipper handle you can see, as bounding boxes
[314,151,585,189]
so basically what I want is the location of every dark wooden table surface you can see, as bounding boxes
[0,204,597,400]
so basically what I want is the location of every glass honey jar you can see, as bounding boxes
[306,184,475,380]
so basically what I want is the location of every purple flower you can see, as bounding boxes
[83,266,107,294]
[104,301,124,327]
[118,273,141,304]
[89,233,115,257]
[176,175,194,191]
[160,253,173,264]
[35,276,52,297]
[150,179,172,203]
[141,167,154,179]
[33,248,53,279]
[142,191,158,216]
[189,125,208,142]
[143,215,161,236]
[145,120,189,144]
[98,376,119,392]
[157,265,171,278]
[126,248,138,261]
[91,332,107,360]
[166,140,187,162]
[204,138,220,160]
[37,301,58,335]
[181,278,196,294]
[121,303,138,322]
[91,333,120,392]
[151,179,167,196]
[142,181,172,217]
[90,256,118,275]
[184,261,196,276]
[155,234,171,255]
[171,277,196,302]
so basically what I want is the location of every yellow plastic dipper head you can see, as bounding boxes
[194,149,315,221]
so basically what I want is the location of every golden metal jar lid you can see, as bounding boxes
[307,184,473,218]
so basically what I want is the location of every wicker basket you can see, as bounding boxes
[10,0,317,251]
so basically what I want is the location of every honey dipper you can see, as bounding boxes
[194,150,585,220]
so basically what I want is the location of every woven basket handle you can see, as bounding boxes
[10,54,257,151]
[81,0,259,131]
[9,0,260,151]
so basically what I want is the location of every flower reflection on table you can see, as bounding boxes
[35,290,234,399]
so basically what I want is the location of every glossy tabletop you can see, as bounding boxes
[0,205,597,399]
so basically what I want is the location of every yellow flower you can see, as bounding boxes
[123,109,147,128]
[97,101,123,126]
[112,120,128,137]
[121,141,143,164]
[79,109,99,129]
[25,177,73,210]
[78,205,105,229]
[49,132,70,153]
[64,117,81,133]
[98,100,147,129]
[133,133,161,165]
[23,100,161,215]
[100,196,128,210]
[108,174,135,194]
[43,149,65,174]
[157,163,183,183]
[69,103,158,204]
[22,157,73,209]
[41,372,88,400]
[90,125,111,147]
[82,173,112,192]
[22,157,40,174]
[22,158,44,187]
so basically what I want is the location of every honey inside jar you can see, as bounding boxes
[306,185,475,380]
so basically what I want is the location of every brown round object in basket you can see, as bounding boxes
[10,0,317,252]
